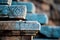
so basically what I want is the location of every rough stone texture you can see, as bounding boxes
[0,0,12,5]
[0,21,40,30]
[0,21,16,30]
[1,36,21,40]
[0,36,32,40]
[0,5,27,19]
[0,21,40,39]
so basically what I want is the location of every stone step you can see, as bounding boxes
[0,5,27,19]
[26,13,48,24]
[12,2,35,13]
[0,21,41,36]
[40,26,60,38]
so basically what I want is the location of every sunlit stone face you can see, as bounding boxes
[8,0,12,5]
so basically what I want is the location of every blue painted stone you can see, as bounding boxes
[0,0,9,3]
[33,39,58,40]
[52,26,60,37]
[26,13,48,24]
[0,5,8,15]
[20,21,41,30]
[0,5,27,19]
[0,21,41,31]
[12,2,35,13]
[8,5,27,19]
[40,26,53,37]
[40,26,60,38]
[0,0,12,5]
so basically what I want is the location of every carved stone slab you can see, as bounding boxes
[12,2,35,13]
[26,13,48,24]
[0,21,41,30]
[0,5,27,19]
[0,0,12,5]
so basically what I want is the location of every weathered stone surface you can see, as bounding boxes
[12,2,35,13]
[26,13,48,24]
[40,26,60,38]
[0,5,27,19]
[0,21,41,30]
[0,21,40,36]
[0,0,12,5]
[1,36,21,40]
[0,36,32,40]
